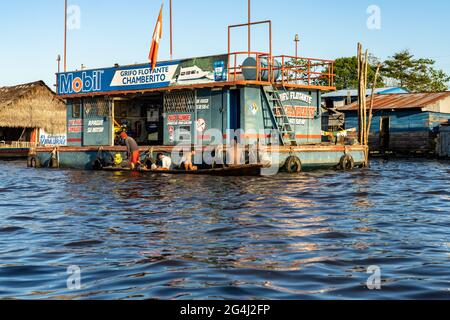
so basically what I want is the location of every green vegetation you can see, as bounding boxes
[333,56,384,90]
[332,50,450,92]
[382,50,450,92]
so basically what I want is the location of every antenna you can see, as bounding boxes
[294,34,299,58]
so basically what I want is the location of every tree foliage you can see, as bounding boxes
[333,56,384,90]
[382,50,450,92]
[332,50,450,92]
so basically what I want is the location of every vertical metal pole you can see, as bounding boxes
[56,55,61,93]
[294,34,299,59]
[228,26,231,81]
[170,0,173,60]
[64,0,67,72]
[269,21,272,83]
[248,0,251,55]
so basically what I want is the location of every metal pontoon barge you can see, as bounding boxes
[30,20,366,173]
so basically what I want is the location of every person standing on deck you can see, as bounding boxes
[120,132,140,169]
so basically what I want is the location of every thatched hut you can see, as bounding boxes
[0,81,66,147]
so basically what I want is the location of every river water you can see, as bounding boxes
[0,159,449,300]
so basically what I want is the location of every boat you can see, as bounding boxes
[176,66,214,82]
[102,164,265,176]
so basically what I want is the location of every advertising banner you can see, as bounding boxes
[58,55,228,96]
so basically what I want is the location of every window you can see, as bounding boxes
[72,101,81,118]
[164,90,196,113]
[84,98,110,118]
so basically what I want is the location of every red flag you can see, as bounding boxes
[149,5,163,71]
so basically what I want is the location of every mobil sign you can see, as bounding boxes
[58,61,179,96]
[59,70,104,95]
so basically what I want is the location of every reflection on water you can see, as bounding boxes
[0,159,449,299]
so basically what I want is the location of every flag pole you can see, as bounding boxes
[170,0,173,60]
[64,0,67,72]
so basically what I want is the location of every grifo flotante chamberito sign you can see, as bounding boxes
[57,55,228,96]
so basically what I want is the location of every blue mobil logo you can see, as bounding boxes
[59,70,104,95]
[58,61,179,96]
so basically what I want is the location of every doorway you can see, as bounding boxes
[379,117,390,150]
[229,89,241,131]
[113,94,164,146]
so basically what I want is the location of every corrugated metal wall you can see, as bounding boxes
[438,125,450,157]
[344,110,450,153]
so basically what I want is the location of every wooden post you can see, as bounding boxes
[357,43,371,166]
[357,43,362,145]
[363,49,369,147]
[366,63,382,165]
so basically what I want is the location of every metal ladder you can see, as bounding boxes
[262,85,298,146]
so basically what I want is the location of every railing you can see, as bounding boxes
[274,55,335,88]
[0,141,37,148]
[227,52,273,83]
[227,52,335,89]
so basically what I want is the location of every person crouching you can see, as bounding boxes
[120,132,140,170]
[180,149,198,171]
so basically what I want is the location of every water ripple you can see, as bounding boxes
[0,159,449,299]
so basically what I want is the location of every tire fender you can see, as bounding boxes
[284,156,302,174]
[339,154,355,171]
[27,155,41,168]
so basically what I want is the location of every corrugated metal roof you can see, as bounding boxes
[337,92,450,111]
[322,87,408,98]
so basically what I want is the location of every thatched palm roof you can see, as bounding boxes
[0,81,66,133]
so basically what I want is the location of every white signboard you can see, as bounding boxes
[39,129,67,146]
[110,65,178,87]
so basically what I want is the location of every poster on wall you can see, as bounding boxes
[58,55,228,96]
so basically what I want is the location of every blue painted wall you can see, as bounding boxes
[66,101,82,147]
[66,86,324,148]
[66,99,112,147]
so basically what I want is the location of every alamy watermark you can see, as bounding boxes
[67,265,81,290]
[168,128,282,176]
[367,5,381,30]
[67,4,81,30]
[366,265,382,290]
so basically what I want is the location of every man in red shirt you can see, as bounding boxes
[120,132,140,169]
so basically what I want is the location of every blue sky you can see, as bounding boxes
[1,0,450,88]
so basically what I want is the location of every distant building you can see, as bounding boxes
[438,120,450,158]
[321,87,409,132]
[0,81,66,158]
[322,87,409,109]
[338,92,450,155]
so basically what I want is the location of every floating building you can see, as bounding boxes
[338,92,450,155]
[0,81,66,159]
[30,21,366,173]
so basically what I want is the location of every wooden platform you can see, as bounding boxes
[0,148,29,159]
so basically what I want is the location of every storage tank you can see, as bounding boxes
[242,57,282,81]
